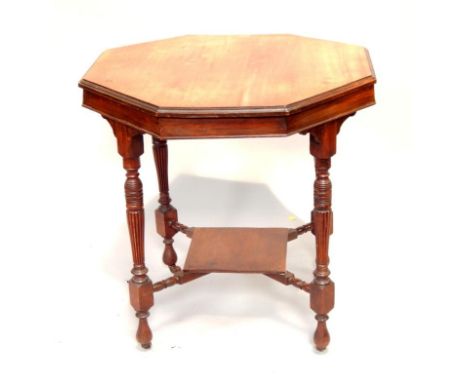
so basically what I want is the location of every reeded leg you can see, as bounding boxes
[152,137,179,273]
[108,119,154,349]
[309,118,345,351]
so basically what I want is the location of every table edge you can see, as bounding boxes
[78,75,376,118]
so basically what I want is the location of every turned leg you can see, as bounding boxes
[309,118,346,351]
[310,156,334,351]
[152,137,179,273]
[108,119,154,349]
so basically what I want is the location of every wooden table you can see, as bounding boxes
[79,35,376,351]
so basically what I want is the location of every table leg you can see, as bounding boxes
[108,119,154,349]
[309,119,343,351]
[152,138,179,272]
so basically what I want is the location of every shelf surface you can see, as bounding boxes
[183,227,289,274]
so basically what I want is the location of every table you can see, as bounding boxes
[79,35,376,351]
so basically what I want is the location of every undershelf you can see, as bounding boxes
[183,227,289,274]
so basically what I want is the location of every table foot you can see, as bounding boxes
[129,274,154,349]
[314,314,330,351]
[310,279,335,351]
[136,311,152,349]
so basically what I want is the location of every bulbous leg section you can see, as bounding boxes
[136,311,152,349]
[313,315,330,351]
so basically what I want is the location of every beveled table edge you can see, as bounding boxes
[78,74,376,118]
[79,82,376,139]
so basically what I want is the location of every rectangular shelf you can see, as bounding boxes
[183,227,289,274]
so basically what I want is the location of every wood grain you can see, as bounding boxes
[184,227,289,273]
[80,35,375,115]
[152,138,179,269]
[106,119,154,349]
[79,35,378,351]
[309,120,343,352]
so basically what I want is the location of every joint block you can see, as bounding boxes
[309,280,335,314]
[155,205,178,237]
[128,279,154,312]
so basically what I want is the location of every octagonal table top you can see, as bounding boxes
[79,35,376,138]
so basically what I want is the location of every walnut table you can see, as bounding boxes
[79,35,376,351]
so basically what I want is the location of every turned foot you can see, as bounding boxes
[310,279,334,351]
[136,311,152,349]
[129,274,154,349]
[314,314,330,351]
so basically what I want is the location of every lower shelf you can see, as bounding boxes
[183,227,289,274]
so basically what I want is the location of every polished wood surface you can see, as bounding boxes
[81,35,374,114]
[107,119,154,349]
[152,138,179,273]
[308,119,342,351]
[184,228,289,273]
[79,34,377,352]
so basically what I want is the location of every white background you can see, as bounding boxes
[1,0,467,380]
